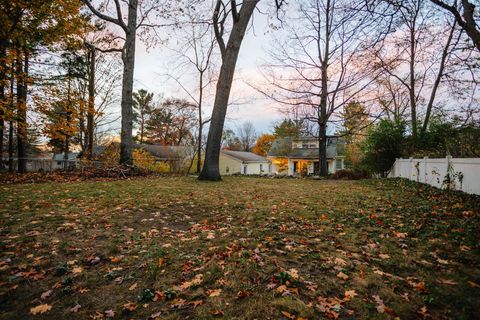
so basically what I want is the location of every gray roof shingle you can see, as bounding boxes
[221,150,269,163]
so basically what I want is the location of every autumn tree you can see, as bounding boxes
[144,98,197,146]
[252,133,276,156]
[0,0,86,172]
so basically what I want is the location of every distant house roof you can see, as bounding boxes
[268,137,339,159]
[52,152,80,161]
[293,135,339,142]
[286,146,337,159]
[134,144,188,161]
[221,150,269,163]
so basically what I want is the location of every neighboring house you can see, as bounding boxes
[268,136,345,176]
[134,144,191,172]
[52,152,80,170]
[220,150,272,175]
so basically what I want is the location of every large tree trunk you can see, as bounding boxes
[318,122,328,176]
[8,121,13,172]
[119,0,137,165]
[87,46,95,160]
[16,49,27,173]
[199,0,259,181]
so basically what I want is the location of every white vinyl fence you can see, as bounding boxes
[388,156,480,195]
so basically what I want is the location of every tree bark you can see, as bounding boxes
[16,48,28,173]
[199,0,259,181]
[318,122,328,176]
[8,121,13,172]
[119,0,137,165]
[0,39,6,168]
[87,46,95,160]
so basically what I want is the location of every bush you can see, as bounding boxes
[329,169,370,180]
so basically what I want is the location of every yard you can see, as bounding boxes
[0,177,479,319]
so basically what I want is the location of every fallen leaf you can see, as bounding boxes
[337,272,349,281]
[129,283,138,291]
[281,311,295,319]
[207,289,222,297]
[69,304,81,313]
[72,267,83,274]
[30,304,52,315]
[190,300,203,308]
[468,281,480,288]
[334,257,347,266]
[41,289,53,300]
[372,295,385,313]
[287,268,299,279]
[237,290,249,299]
[105,309,115,318]
[378,254,390,259]
[437,279,458,285]
[211,309,224,316]
[344,289,357,301]
[122,301,137,312]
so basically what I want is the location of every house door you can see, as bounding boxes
[293,161,298,174]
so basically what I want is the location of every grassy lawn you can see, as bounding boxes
[0,177,479,319]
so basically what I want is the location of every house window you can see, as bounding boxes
[260,164,263,172]
[57,161,61,166]
[226,166,229,173]
[309,144,316,148]
[336,159,343,170]
[302,143,309,148]
[243,165,247,174]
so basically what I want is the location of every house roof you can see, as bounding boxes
[221,150,269,163]
[286,146,337,159]
[53,152,80,161]
[134,144,188,161]
[268,137,338,159]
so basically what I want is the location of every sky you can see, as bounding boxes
[131,6,283,136]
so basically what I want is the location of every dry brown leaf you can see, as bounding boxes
[30,304,52,315]
[344,289,357,301]
[337,272,349,281]
[372,295,385,313]
[129,283,138,291]
[281,311,295,319]
[41,289,53,300]
[69,304,81,313]
[207,289,222,297]
[72,267,83,274]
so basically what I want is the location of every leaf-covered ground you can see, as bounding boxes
[0,177,479,319]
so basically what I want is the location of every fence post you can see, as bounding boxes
[423,156,428,183]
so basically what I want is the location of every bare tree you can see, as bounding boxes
[81,0,166,164]
[166,6,217,173]
[237,121,257,151]
[258,0,378,176]
[371,0,467,141]
[430,0,480,51]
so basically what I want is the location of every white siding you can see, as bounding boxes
[219,153,242,175]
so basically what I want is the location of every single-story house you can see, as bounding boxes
[219,150,272,175]
[52,152,80,170]
[268,136,345,176]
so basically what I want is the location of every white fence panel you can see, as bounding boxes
[389,157,480,195]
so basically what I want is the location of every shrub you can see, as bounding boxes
[329,169,370,180]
